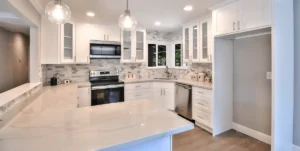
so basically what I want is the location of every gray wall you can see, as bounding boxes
[233,34,272,135]
[294,0,300,146]
[0,27,29,93]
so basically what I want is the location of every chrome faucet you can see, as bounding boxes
[165,66,172,79]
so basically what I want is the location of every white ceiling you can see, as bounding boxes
[38,0,224,32]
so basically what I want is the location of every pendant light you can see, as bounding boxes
[45,0,71,24]
[119,0,137,31]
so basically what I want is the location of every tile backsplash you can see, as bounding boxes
[42,60,212,85]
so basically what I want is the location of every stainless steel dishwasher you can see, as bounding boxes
[175,83,192,120]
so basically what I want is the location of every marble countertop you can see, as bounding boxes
[122,79,213,90]
[0,82,193,151]
[0,82,42,108]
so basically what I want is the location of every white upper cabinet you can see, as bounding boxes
[237,0,271,31]
[199,18,213,63]
[214,2,238,36]
[41,15,78,64]
[183,27,191,62]
[75,22,90,64]
[121,29,146,63]
[213,0,271,36]
[183,16,213,63]
[89,24,120,41]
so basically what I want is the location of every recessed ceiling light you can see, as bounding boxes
[155,21,161,26]
[184,5,193,11]
[86,12,95,17]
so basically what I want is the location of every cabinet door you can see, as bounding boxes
[121,30,134,63]
[238,0,271,31]
[89,24,105,40]
[135,30,146,62]
[103,26,121,41]
[75,22,90,64]
[183,27,190,62]
[215,2,238,35]
[61,21,76,63]
[199,19,213,63]
[192,24,199,62]
[164,88,175,110]
[78,87,91,107]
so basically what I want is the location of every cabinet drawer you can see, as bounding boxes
[192,87,212,98]
[193,108,212,127]
[125,90,152,101]
[193,96,211,113]
[125,83,152,91]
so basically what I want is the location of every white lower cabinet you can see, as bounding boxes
[153,82,175,110]
[192,87,213,132]
[125,82,175,110]
[77,87,91,108]
[125,83,152,101]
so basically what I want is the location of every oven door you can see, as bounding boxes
[91,84,124,106]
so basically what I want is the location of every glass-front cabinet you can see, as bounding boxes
[183,17,212,63]
[121,29,146,63]
[183,27,190,62]
[199,19,212,63]
[192,24,199,62]
[61,22,76,63]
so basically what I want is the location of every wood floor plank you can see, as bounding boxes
[173,126,271,151]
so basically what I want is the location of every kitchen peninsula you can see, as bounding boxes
[0,83,193,151]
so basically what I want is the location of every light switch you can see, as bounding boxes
[266,72,272,80]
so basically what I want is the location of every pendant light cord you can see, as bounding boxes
[126,0,129,10]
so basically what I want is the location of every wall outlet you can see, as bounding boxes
[266,72,272,80]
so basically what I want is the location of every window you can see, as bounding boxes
[148,43,167,67]
[175,44,182,67]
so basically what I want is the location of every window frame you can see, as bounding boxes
[147,41,169,69]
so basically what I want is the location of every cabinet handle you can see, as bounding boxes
[161,89,162,95]
[237,21,240,30]
[198,91,204,94]
[233,22,236,31]
[74,56,76,61]
[107,35,109,40]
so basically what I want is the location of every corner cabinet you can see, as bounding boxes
[213,0,271,36]
[183,16,213,63]
[121,29,146,63]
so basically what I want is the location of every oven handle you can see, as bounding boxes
[91,84,124,90]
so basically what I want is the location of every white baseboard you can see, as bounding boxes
[294,145,300,151]
[232,123,271,145]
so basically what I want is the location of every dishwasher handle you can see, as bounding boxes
[176,83,192,89]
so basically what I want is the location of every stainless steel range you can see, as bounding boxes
[90,70,124,106]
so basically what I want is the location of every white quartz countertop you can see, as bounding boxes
[122,79,213,90]
[0,82,193,151]
[0,82,42,108]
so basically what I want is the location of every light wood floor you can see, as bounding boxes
[173,126,271,151]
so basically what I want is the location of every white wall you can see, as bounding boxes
[6,0,42,83]
[294,0,300,148]
[272,0,294,150]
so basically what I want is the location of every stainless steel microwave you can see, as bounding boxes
[90,40,121,59]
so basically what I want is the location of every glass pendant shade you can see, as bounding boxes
[45,0,71,24]
[119,10,137,31]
